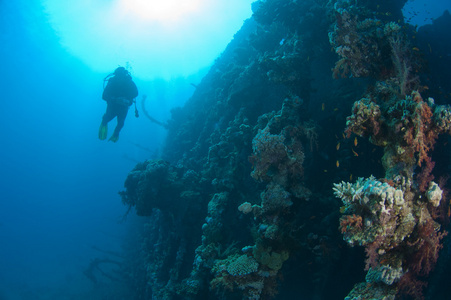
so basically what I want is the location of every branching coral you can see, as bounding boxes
[344,91,447,180]
[334,174,448,298]
[335,87,450,300]
[334,176,414,247]
[402,92,437,167]
[337,88,451,299]
[339,214,363,234]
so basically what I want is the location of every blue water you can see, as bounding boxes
[1,0,451,299]
[0,1,198,298]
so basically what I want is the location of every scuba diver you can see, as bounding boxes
[98,67,139,142]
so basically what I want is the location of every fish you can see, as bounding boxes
[354,137,358,147]
[336,160,339,168]
[352,148,359,157]
[321,103,325,111]
[336,142,340,150]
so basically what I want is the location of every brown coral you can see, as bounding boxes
[339,214,363,234]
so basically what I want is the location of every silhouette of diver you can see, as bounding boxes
[98,67,138,142]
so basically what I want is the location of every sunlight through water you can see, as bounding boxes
[42,0,254,79]
[119,0,202,23]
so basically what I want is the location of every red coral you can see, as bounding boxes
[397,271,427,300]
[397,218,447,300]
[404,92,438,167]
[416,156,435,193]
[339,214,363,234]
[409,219,447,277]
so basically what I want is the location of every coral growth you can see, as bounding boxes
[210,95,312,299]
[339,214,363,234]
[344,91,448,180]
[334,176,414,247]
[344,97,381,138]
[117,1,451,299]
[249,96,314,198]
[335,56,451,299]
[120,160,184,216]
[334,174,448,298]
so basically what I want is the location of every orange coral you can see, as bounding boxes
[339,214,363,234]
[404,92,437,167]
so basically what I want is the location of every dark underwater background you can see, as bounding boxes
[1,0,451,299]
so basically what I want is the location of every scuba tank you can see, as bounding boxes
[103,68,139,118]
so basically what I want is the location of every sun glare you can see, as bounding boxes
[41,0,254,79]
[119,0,202,23]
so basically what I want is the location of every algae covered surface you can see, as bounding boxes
[119,1,451,299]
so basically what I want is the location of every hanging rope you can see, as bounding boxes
[140,95,169,129]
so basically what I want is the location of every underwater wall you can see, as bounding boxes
[119,0,451,299]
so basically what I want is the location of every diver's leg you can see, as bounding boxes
[102,103,116,124]
[99,104,116,140]
[109,106,129,142]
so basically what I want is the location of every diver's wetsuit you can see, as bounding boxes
[101,73,138,139]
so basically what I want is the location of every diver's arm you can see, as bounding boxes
[102,82,113,101]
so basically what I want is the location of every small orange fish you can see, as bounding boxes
[412,47,420,51]
[321,103,325,111]
[336,142,340,150]
[350,174,353,181]
[342,133,346,139]
[352,148,359,157]
[323,169,328,173]
[448,206,451,218]
[336,160,340,168]
[354,137,358,147]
